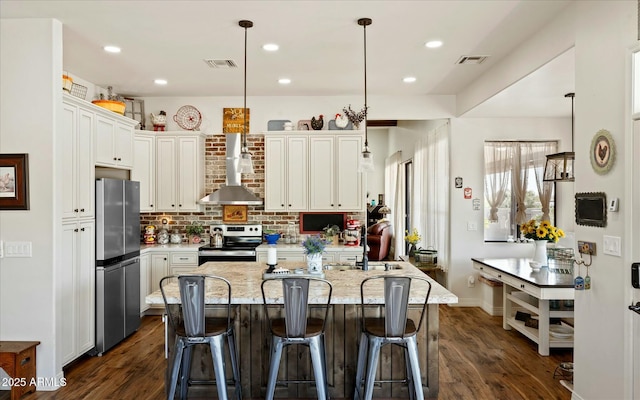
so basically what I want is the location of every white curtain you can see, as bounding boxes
[512,145,529,224]
[385,151,403,260]
[412,122,450,269]
[484,142,512,222]
[529,142,557,221]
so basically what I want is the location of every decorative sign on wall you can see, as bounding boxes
[464,187,472,199]
[223,107,250,133]
[590,129,615,175]
[223,205,248,223]
[455,177,463,188]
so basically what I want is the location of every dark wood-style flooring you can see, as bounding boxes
[1,306,572,399]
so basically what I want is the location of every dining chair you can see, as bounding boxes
[160,274,241,400]
[353,275,432,400]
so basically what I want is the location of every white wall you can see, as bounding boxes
[0,18,62,388]
[571,2,636,399]
[448,117,572,305]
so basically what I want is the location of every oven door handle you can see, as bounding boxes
[199,250,256,257]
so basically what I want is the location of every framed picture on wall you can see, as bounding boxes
[223,205,248,223]
[0,153,29,210]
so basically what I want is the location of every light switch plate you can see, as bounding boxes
[603,235,621,257]
[467,221,478,231]
[3,241,32,258]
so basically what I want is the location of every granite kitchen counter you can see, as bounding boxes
[146,260,457,305]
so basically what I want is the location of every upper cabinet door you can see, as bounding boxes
[115,122,134,168]
[286,136,308,211]
[155,137,177,211]
[264,136,287,211]
[336,135,363,211]
[95,115,116,166]
[177,136,201,211]
[132,134,155,212]
[308,136,335,210]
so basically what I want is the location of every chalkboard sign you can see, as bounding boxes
[300,212,347,233]
[575,192,606,227]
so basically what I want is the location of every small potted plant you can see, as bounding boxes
[186,222,204,244]
[302,235,328,274]
[323,224,341,245]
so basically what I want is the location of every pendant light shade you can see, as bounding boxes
[357,17,375,173]
[238,20,254,174]
[543,93,575,182]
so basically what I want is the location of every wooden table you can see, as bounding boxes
[472,258,575,355]
[0,341,40,400]
[147,261,458,399]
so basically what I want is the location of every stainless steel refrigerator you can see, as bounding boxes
[95,178,141,355]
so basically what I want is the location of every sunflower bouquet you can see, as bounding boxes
[520,220,565,243]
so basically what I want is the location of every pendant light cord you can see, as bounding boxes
[359,18,372,148]
[239,20,253,150]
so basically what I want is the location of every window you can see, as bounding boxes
[484,141,557,241]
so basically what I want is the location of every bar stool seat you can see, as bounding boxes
[160,275,241,400]
[261,277,333,400]
[354,275,432,400]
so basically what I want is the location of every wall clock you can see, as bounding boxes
[173,105,202,130]
[590,129,615,175]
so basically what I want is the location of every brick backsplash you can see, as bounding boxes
[141,134,363,243]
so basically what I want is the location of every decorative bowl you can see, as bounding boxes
[529,261,542,271]
[264,233,281,245]
[92,99,126,115]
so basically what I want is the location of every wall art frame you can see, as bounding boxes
[0,153,29,210]
[222,205,248,223]
[590,129,616,175]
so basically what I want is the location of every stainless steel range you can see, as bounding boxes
[198,223,263,265]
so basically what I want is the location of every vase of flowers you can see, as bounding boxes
[302,235,328,274]
[323,224,341,245]
[520,220,565,266]
[404,228,421,258]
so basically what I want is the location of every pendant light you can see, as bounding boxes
[238,20,254,174]
[543,93,575,182]
[358,18,375,173]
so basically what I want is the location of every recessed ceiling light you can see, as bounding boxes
[263,43,279,51]
[425,40,443,49]
[103,45,121,53]
[403,76,417,83]
[278,78,291,85]
[154,79,167,85]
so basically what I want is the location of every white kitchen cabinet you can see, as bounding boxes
[264,131,364,212]
[336,135,364,211]
[58,219,95,366]
[155,133,205,212]
[309,135,336,210]
[94,112,136,169]
[132,132,156,212]
[60,94,95,220]
[169,251,199,275]
[149,253,169,310]
[264,135,308,211]
[139,253,151,313]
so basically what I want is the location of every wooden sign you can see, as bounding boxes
[223,107,250,133]
[223,205,248,222]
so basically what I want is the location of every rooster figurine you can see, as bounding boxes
[311,114,324,130]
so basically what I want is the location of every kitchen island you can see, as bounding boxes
[146,260,457,399]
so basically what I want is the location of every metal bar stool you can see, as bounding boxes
[261,277,333,400]
[353,275,432,400]
[160,275,241,400]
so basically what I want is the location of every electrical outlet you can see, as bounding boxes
[577,240,597,256]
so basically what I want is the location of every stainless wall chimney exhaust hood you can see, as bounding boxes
[199,134,263,205]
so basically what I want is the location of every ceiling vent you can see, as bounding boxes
[204,59,238,68]
[456,55,489,65]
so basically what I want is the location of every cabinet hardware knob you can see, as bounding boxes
[74,228,79,232]
[74,208,79,212]
[80,208,85,212]
[113,157,117,160]
[117,158,122,161]
[331,204,334,207]
[288,204,291,207]
[81,228,85,231]
[281,204,285,207]
[498,274,502,278]
[171,204,175,207]
[338,204,342,207]
[164,258,167,261]
[179,204,182,207]
[150,204,153,207]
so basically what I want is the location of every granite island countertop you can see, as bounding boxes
[146,261,458,306]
